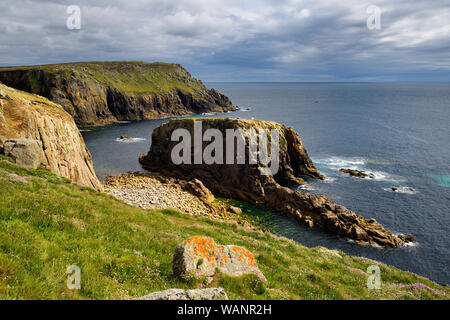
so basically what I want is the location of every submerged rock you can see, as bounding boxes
[139,118,414,247]
[133,288,228,300]
[392,186,416,194]
[340,168,375,179]
[173,236,267,282]
[119,135,134,141]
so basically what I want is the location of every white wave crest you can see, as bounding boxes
[314,156,403,182]
[115,137,147,143]
[314,156,367,170]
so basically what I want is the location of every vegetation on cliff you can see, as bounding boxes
[1,61,206,95]
[0,61,235,125]
[1,156,447,300]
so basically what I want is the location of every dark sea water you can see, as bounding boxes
[81,83,450,285]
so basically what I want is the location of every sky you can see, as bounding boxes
[0,0,449,82]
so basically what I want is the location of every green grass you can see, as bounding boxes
[0,61,207,95]
[0,157,448,300]
[0,83,61,109]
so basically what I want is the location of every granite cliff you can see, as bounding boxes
[0,61,235,126]
[0,83,102,190]
[139,118,414,247]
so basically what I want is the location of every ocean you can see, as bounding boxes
[81,82,450,285]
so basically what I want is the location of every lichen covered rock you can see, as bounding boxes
[173,236,266,282]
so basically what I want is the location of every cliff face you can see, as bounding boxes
[0,61,235,126]
[139,118,413,247]
[0,83,102,190]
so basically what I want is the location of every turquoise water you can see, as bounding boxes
[429,174,450,188]
[82,83,450,285]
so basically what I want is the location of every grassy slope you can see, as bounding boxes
[0,156,448,300]
[0,61,207,95]
[0,82,61,108]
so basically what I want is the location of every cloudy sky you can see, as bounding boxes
[0,0,449,81]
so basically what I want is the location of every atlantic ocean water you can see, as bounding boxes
[81,83,450,285]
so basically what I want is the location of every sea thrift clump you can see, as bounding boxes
[399,283,438,295]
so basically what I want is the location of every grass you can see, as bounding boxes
[0,83,61,109]
[0,61,207,95]
[0,157,448,300]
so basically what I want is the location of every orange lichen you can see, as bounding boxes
[231,246,257,267]
[185,236,219,263]
[179,237,265,281]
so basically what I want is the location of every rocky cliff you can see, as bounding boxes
[0,61,235,126]
[139,118,414,247]
[0,83,102,190]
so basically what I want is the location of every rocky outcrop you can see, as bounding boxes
[340,168,375,179]
[0,83,102,190]
[173,236,266,282]
[0,61,235,126]
[139,118,414,247]
[133,288,228,300]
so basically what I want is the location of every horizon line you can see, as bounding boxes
[205,81,450,84]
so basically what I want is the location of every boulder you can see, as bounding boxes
[229,205,242,215]
[133,287,228,300]
[173,236,266,282]
[3,138,43,169]
[0,135,6,153]
[7,173,29,183]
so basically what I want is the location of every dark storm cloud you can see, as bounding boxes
[0,0,449,81]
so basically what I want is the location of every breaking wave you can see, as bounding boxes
[314,156,403,182]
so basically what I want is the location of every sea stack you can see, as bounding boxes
[139,118,414,247]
